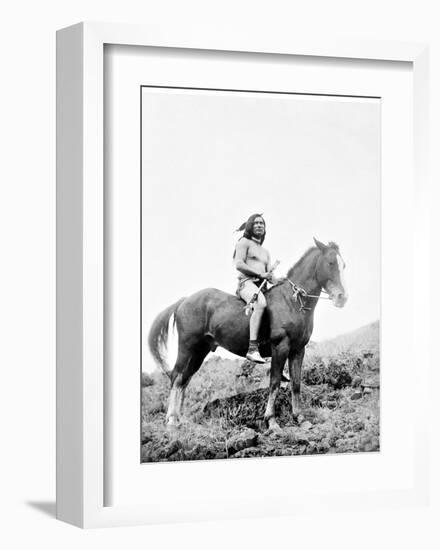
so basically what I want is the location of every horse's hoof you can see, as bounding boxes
[292,412,304,425]
[266,420,283,435]
[166,416,179,429]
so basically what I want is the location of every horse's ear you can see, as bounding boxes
[313,237,328,252]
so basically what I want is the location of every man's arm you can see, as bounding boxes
[266,252,272,273]
[265,252,278,284]
[234,240,268,278]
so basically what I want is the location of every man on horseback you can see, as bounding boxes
[150,230,348,427]
[233,213,277,364]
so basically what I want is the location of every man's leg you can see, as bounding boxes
[239,281,267,363]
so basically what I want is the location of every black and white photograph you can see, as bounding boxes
[141,87,380,462]
[3,2,433,540]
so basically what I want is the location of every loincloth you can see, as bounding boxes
[236,277,265,298]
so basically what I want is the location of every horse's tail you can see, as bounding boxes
[148,298,185,377]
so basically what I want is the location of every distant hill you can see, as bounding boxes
[310,321,379,356]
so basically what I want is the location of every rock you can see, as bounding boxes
[301,421,313,431]
[353,420,365,432]
[265,426,284,438]
[141,442,154,461]
[359,435,379,452]
[352,376,362,388]
[168,449,186,462]
[256,420,266,431]
[237,360,255,378]
[350,391,363,401]
[164,439,182,458]
[204,387,293,427]
[227,428,258,455]
[231,447,261,459]
[187,444,206,460]
[215,452,227,460]
[295,433,311,446]
[278,426,297,443]
[280,449,294,456]
[310,395,322,407]
[317,440,330,453]
[332,371,353,389]
[310,415,321,425]
[363,387,373,395]
[203,448,220,460]
[361,380,380,389]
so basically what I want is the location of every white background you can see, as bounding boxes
[0,0,438,548]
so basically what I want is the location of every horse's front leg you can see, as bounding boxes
[264,338,289,431]
[288,348,305,420]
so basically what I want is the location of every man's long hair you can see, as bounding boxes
[233,213,266,258]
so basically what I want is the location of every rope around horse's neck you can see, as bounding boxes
[286,278,331,300]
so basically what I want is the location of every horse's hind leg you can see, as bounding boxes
[167,377,186,426]
[167,343,209,426]
[167,350,190,426]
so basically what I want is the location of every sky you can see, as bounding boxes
[141,88,380,370]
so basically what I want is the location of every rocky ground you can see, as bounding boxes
[141,322,380,462]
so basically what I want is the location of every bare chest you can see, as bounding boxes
[246,242,269,264]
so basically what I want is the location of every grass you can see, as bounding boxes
[141,321,380,462]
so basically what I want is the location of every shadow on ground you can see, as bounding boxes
[26,501,56,518]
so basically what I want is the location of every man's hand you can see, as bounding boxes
[262,272,281,284]
[261,272,275,283]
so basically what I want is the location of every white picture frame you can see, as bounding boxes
[56,22,430,528]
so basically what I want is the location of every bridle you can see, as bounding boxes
[286,278,331,313]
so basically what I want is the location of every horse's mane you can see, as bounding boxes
[286,241,340,279]
[286,247,317,279]
[264,249,318,295]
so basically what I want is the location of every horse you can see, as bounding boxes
[148,238,348,431]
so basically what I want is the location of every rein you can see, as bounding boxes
[286,278,331,313]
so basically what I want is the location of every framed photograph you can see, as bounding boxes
[57,22,430,528]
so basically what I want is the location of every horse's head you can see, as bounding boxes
[314,238,348,308]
